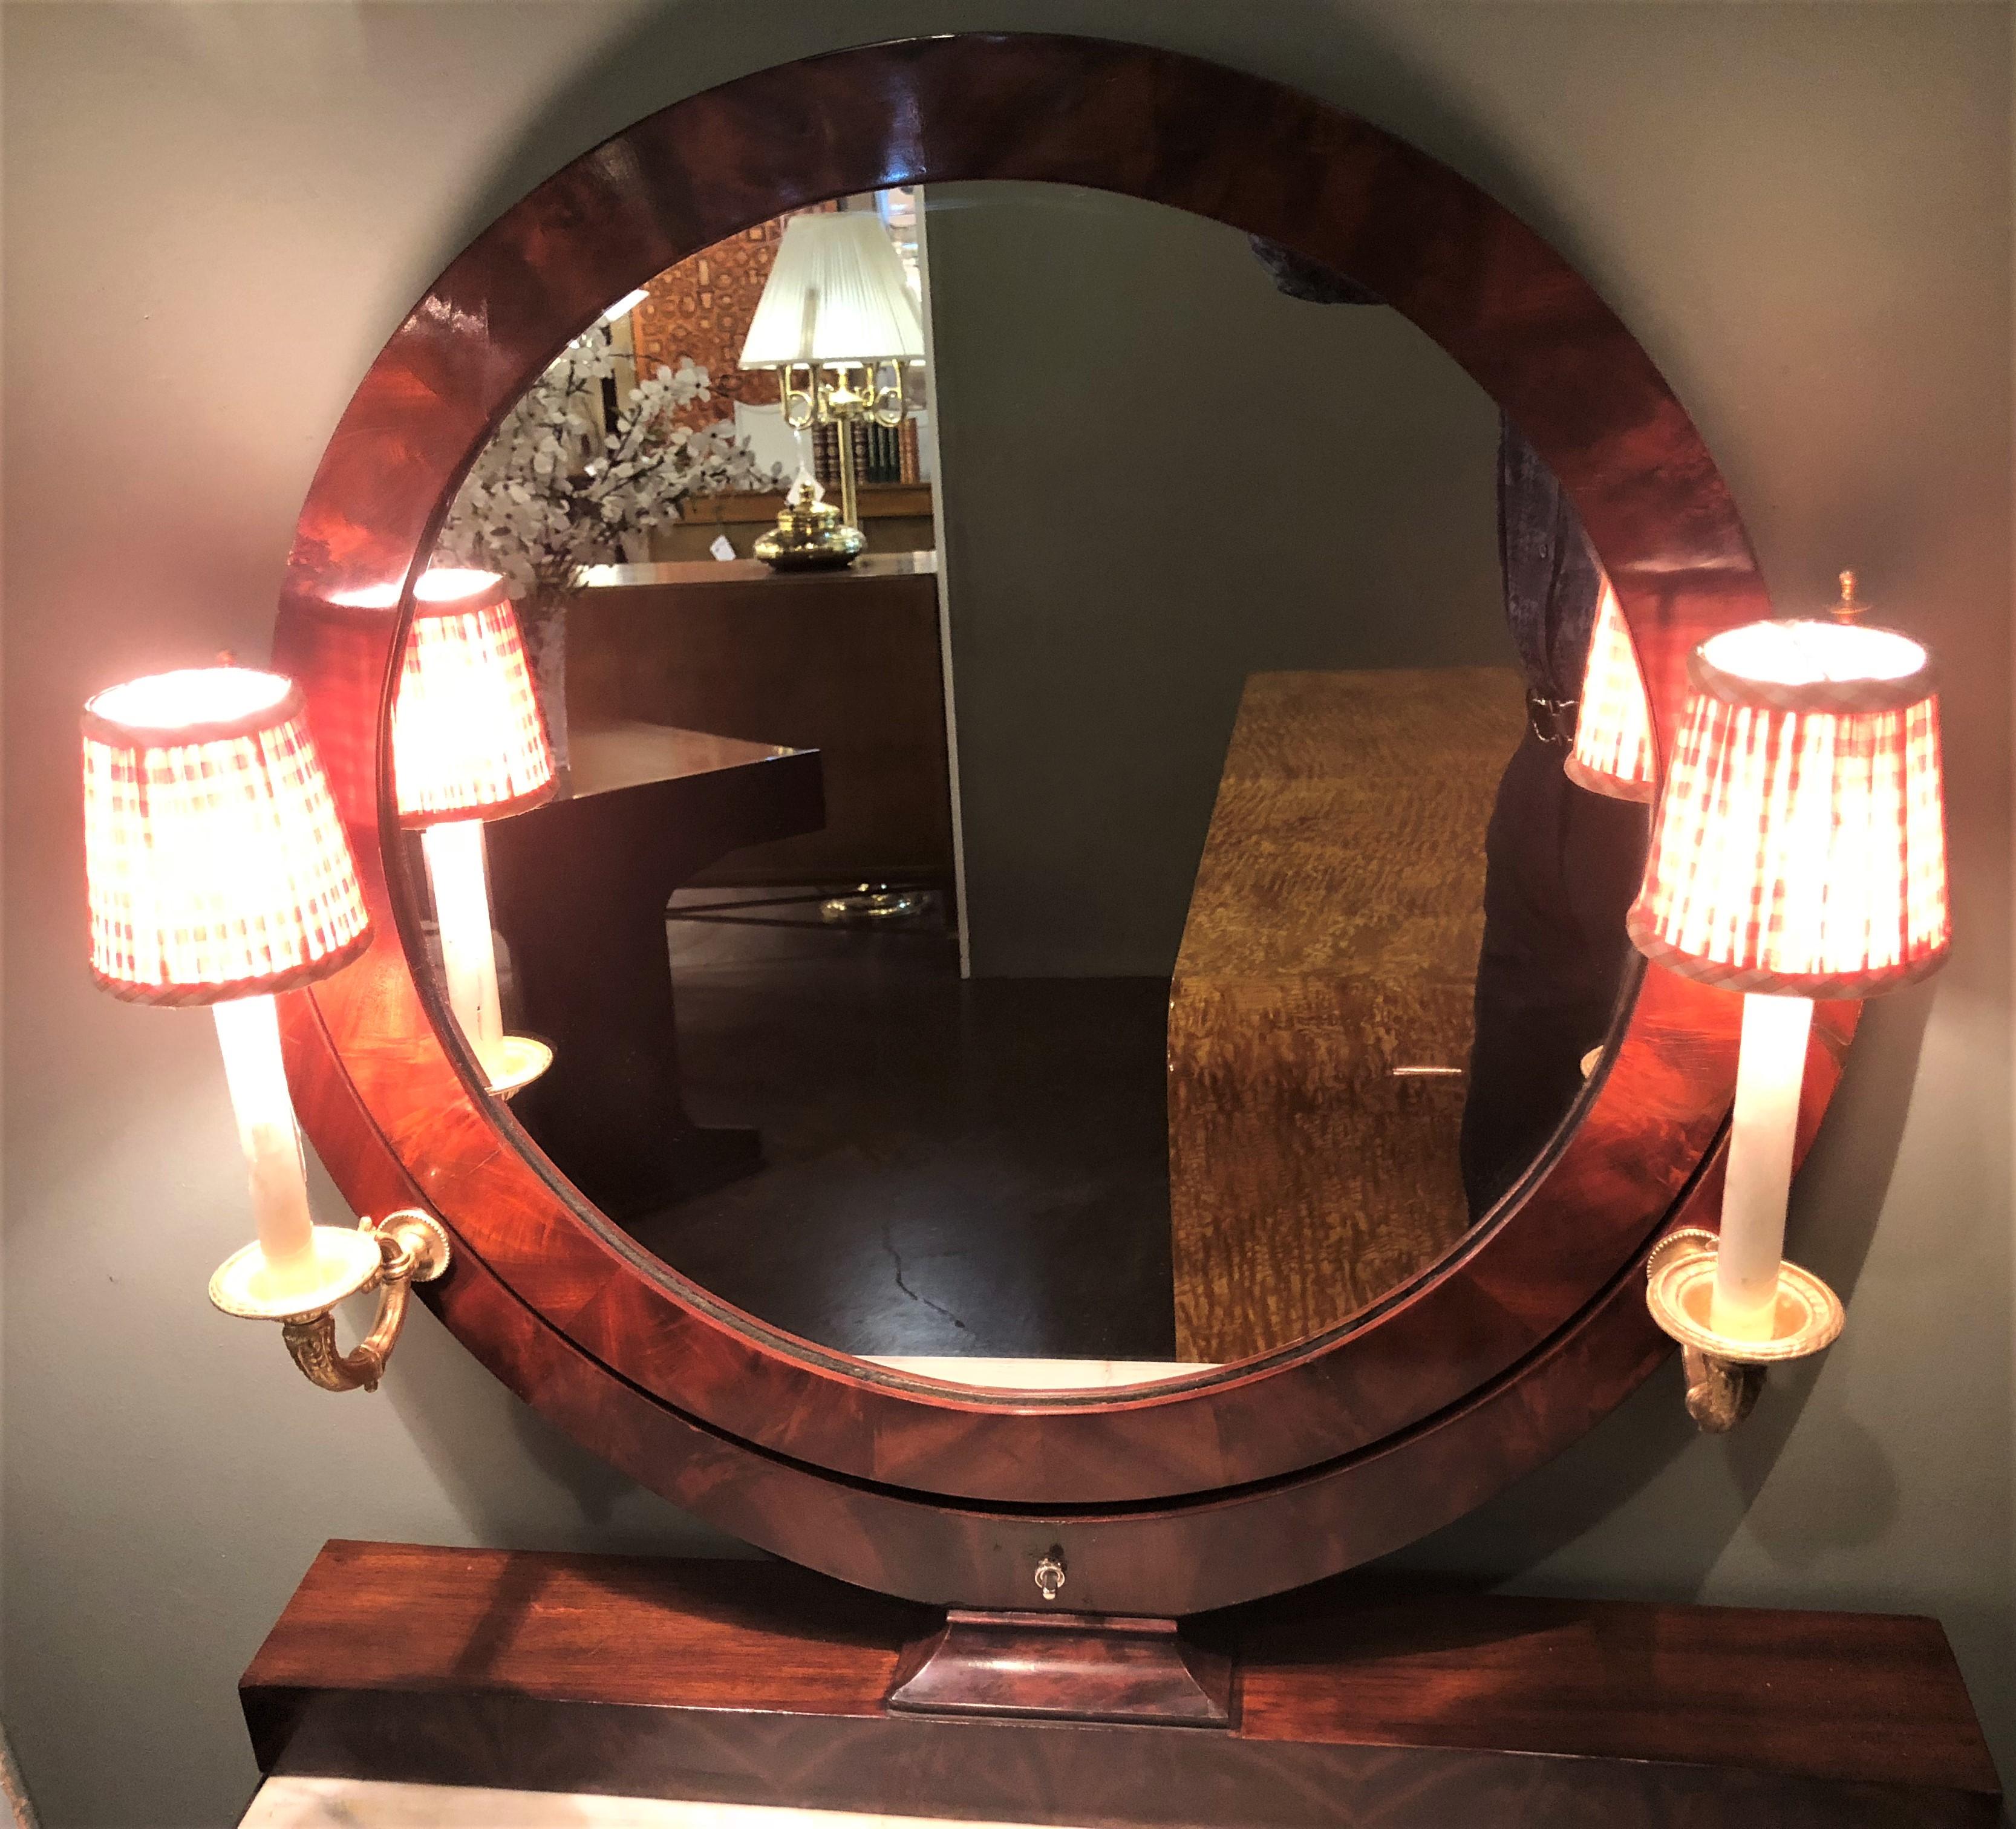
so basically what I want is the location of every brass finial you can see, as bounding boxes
[1831,570,1867,623]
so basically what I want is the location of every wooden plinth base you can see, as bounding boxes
[241,1541,2001,1828]
[887,1611,1232,1727]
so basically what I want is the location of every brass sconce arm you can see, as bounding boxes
[211,1210,451,1394]
[1645,1228,1844,1433]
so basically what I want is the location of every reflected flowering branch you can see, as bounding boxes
[436,322,783,598]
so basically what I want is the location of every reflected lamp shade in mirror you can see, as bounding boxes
[393,568,555,1098]
[739,210,927,370]
[82,665,381,1309]
[1627,613,1949,1341]
[391,568,554,826]
[1565,579,1657,801]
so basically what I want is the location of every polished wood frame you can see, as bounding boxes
[275,33,1855,1615]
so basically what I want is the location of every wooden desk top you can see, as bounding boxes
[576,551,937,591]
[567,720,803,800]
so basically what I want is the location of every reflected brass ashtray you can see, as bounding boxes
[755,487,864,571]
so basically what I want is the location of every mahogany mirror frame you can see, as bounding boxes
[275,31,1855,1616]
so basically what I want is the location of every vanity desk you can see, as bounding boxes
[256,31,1998,1829]
[238,1542,1997,1828]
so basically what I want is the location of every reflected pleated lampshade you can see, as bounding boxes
[739,211,927,369]
[82,667,373,1004]
[1626,618,1949,998]
[391,569,555,827]
[1565,579,1656,802]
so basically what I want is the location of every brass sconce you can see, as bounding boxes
[1644,1228,1845,1431]
[1621,575,1949,1430]
[82,664,447,1398]
[210,1210,450,1393]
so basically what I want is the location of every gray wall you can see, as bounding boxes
[922,183,1509,977]
[4,5,2009,1825]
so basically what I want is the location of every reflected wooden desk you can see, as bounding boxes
[485,720,823,1220]
[1169,668,1526,1362]
[569,553,953,889]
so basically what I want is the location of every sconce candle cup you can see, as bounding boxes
[1629,578,1949,1424]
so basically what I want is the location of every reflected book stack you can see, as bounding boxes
[811,418,921,493]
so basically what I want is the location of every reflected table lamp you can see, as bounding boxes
[82,665,449,1378]
[1628,573,1950,1427]
[739,209,926,547]
[393,567,557,1098]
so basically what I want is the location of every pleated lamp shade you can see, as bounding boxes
[391,569,554,827]
[1627,619,1949,998]
[1565,580,1657,802]
[740,212,926,369]
[83,668,372,1004]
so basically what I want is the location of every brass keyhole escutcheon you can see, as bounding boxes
[1033,1552,1066,1601]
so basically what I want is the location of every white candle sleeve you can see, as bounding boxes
[422,817,505,1072]
[210,993,315,1271]
[1712,991,1815,1342]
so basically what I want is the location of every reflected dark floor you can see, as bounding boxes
[620,886,1178,1362]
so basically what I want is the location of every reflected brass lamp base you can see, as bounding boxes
[209,1210,452,1394]
[1645,1227,1844,1432]
[754,487,865,571]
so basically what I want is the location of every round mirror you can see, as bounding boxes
[279,33,1847,1612]
[406,179,1648,1392]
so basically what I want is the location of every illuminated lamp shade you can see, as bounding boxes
[1628,617,1948,998]
[1628,613,1948,1345]
[82,667,381,1312]
[739,212,927,370]
[391,567,554,825]
[83,667,371,1002]
[392,568,555,1098]
[1564,579,1657,802]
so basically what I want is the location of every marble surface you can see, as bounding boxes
[241,1778,1080,1828]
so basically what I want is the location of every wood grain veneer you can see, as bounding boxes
[1170,668,1526,1360]
[241,1543,2001,1828]
[565,553,953,887]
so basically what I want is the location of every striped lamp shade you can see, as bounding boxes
[392,569,554,827]
[83,668,372,1004]
[1565,580,1657,802]
[1627,618,1949,998]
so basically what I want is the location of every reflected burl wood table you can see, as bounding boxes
[484,720,823,1219]
[1169,668,1527,1361]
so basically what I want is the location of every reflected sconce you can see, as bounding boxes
[1629,573,1949,1429]
[82,665,450,1390]
[393,568,557,1098]
[1565,579,1658,801]
[740,209,926,553]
